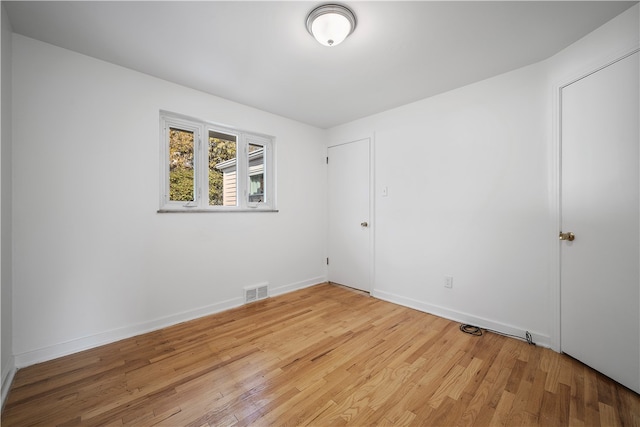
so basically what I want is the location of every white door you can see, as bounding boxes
[560,51,639,393]
[328,139,371,292]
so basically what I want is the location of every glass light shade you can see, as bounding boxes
[311,13,351,46]
[306,4,356,47]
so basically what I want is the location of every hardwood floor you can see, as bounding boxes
[2,283,638,426]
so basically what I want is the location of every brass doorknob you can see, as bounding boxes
[361,222,368,227]
[559,231,575,241]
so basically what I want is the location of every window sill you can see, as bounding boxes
[157,208,279,214]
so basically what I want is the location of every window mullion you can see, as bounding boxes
[194,130,199,206]
[161,121,169,206]
[197,129,206,208]
[238,135,247,209]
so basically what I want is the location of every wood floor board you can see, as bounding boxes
[504,378,533,427]
[3,283,638,426]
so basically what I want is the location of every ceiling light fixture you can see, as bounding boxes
[306,4,357,47]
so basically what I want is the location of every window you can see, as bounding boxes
[248,141,265,203]
[160,112,275,211]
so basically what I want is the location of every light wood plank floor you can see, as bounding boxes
[2,283,639,426]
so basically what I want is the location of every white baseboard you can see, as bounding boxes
[372,289,551,348]
[14,277,327,369]
[1,355,16,410]
[14,296,244,368]
[270,276,326,297]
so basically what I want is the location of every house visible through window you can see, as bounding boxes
[209,130,237,206]
[160,112,275,212]
[248,143,265,203]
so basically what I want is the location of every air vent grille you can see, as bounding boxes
[244,283,269,303]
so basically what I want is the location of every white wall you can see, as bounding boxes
[1,3,14,405]
[547,3,639,84]
[11,35,327,366]
[328,4,639,348]
[329,62,553,344]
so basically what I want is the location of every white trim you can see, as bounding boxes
[269,276,326,297]
[14,278,325,368]
[1,355,16,410]
[548,74,562,352]
[15,296,241,368]
[160,116,202,208]
[244,134,274,209]
[373,289,552,348]
[157,208,279,214]
[551,45,640,354]
[369,133,376,295]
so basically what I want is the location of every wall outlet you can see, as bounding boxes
[444,276,453,289]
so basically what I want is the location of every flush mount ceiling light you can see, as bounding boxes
[306,4,357,47]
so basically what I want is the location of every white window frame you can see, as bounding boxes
[159,111,276,212]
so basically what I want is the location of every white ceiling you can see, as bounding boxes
[4,1,637,128]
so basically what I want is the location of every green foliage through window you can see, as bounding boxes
[169,128,194,202]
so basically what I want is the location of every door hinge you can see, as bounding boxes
[326,156,329,164]
[326,257,329,265]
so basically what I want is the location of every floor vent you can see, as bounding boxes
[244,283,269,304]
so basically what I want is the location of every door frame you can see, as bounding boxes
[327,134,375,292]
[551,46,640,352]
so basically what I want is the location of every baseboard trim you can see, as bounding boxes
[372,289,551,348]
[14,277,327,369]
[270,276,326,297]
[1,355,16,410]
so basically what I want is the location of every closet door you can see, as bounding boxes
[560,51,639,393]
[328,138,371,292]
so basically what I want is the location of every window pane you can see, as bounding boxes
[169,127,195,202]
[248,143,265,203]
[210,131,237,206]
